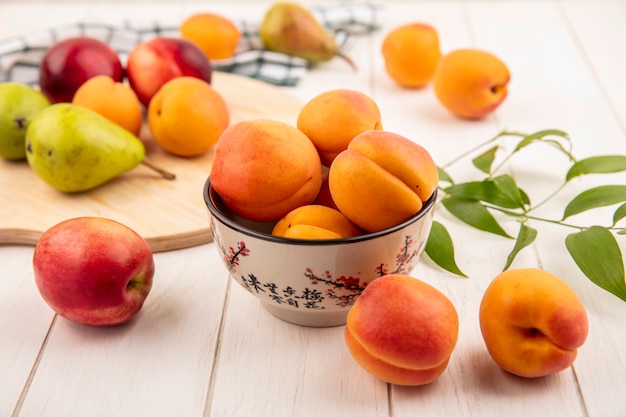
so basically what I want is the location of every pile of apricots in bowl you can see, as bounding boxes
[204,87,440,328]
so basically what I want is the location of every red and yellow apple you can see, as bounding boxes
[38,36,124,104]
[345,274,459,386]
[126,37,213,106]
[479,268,589,378]
[32,217,155,327]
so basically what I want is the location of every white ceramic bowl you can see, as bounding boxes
[203,178,437,327]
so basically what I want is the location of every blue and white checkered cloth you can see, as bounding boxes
[0,3,380,87]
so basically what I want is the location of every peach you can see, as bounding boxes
[210,119,322,222]
[180,12,241,60]
[272,205,361,239]
[72,75,143,136]
[381,23,442,88]
[433,48,510,119]
[296,89,382,166]
[148,76,229,157]
[479,268,589,378]
[345,274,459,386]
[328,130,438,232]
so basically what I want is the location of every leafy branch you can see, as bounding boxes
[424,129,626,302]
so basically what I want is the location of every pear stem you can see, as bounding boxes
[337,51,358,72]
[141,158,176,180]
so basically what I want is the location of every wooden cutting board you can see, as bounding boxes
[0,72,303,252]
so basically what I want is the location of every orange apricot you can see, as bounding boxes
[180,12,241,60]
[479,268,589,378]
[345,274,459,385]
[210,119,323,222]
[71,75,143,136]
[328,130,438,232]
[272,205,361,239]
[147,76,229,157]
[433,48,510,119]
[381,23,442,88]
[296,89,382,166]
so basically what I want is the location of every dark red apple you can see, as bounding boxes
[32,217,155,327]
[126,37,212,106]
[39,36,124,103]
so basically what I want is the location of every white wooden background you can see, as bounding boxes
[1,1,625,416]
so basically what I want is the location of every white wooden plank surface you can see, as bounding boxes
[0,246,54,417]
[1,1,625,416]
[15,245,229,416]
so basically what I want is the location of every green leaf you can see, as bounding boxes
[562,185,626,220]
[565,226,626,301]
[472,146,498,174]
[442,196,513,238]
[613,202,626,227]
[492,175,529,209]
[513,129,570,151]
[502,223,538,270]
[444,176,526,209]
[425,221,467,277]
[566,155,626,181]
[520,188,531,206]
[437,166,454,184]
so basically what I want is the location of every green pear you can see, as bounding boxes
[0,82,50,160]
[260,2,356,70]
[25,103,174,192]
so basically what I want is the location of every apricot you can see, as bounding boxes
[210,119,323,222]
[71,75,143,136]
[312,176,338,210]
[381,23,442,88]
[345,274,459,386]
[328,130,438,232]
[180,12,241,60]
[148,76,229,157]
[479,268,589,378]
[296,89,382,166]
[272,204,361,239]
[433,48,510,119]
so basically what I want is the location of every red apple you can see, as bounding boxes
[39,36,124,104]
[32,217,155,327]
[126,37,213,106]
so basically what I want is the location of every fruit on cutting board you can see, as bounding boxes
[210,119,322,222]
[0,82,50,160]
[33,217,155,326]
[381,23,442,88]
[25,103,173,192]
[433,48,510,119]
[148,76,229,157]
[39,36,124,104]
[72,75,143,136]
[296,89,382,166]
[180,12,241,59]
[479,268,589,378]
[272,204,361,239]
[345,274,459,386]
[260,2,356,70]
[328,130,438,232]
[126,37,213,107]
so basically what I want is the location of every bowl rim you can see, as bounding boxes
[203,177,437,246]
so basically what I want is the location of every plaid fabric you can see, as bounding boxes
[0,3,380,87]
